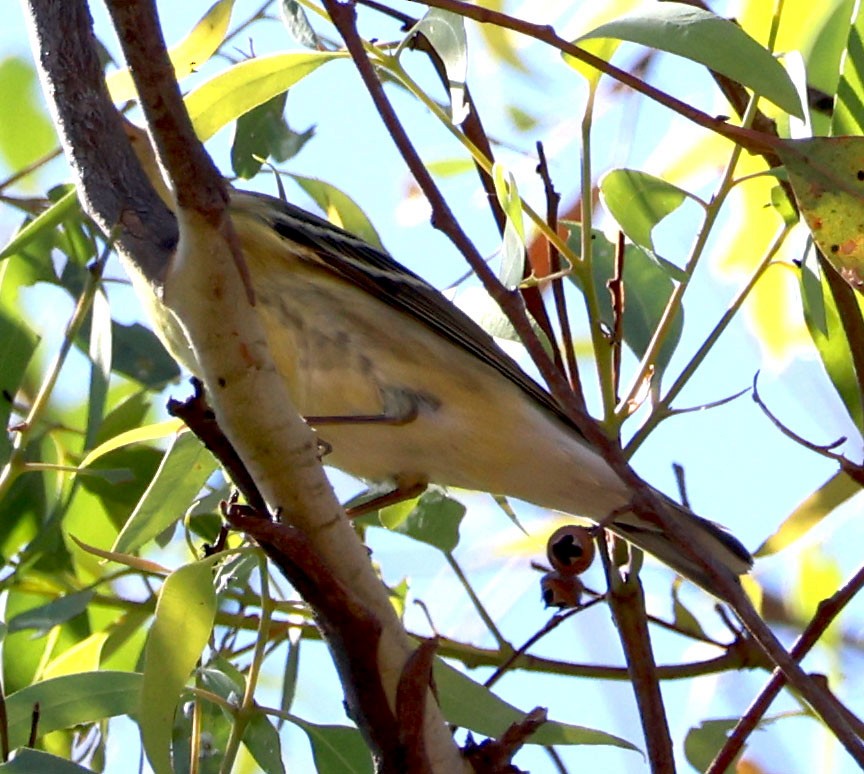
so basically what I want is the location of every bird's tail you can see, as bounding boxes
[605,495,753,600]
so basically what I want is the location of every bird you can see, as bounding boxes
[125,125,752,600]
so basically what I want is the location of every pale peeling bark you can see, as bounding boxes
[24,0,468,769]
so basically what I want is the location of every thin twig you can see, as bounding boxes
[325,1,864,761]
[483,604,593,691]
[405,0,778,155]
[399,8,565,374]
[609,230,626,402]
[751,372,864,486]
[598,539,674,772]
[708,563,864,773]
[535,141,584,406]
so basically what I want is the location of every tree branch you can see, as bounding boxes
[709,563,864,773]
[324,0,864,764]
[23,0,176,288]
[27,0,466,769]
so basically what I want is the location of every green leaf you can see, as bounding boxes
[0,188,79,262]
[289,719,373,774]
[169,0,235,72]
[377,495,420,530]
[186,51,344,142]
[108,321,181,387]
[792,549,843,648]
[0,472,45,567]
[562,37,621,88]
[805,0,857,101]
[280,0,323,50]
[77,444,163,526]
[243,710,286,774]
[600,169,689,253]
[832,3,864,135]
[80,419,183,469]
[578,5,802,117]
[799,251,864,429]
[669,579,707,641]
[404,8,468,124]
[7,590,94,636]
[113,431,217,553]
[491,162,526,288]
[55,210,94,267]
[684,713,800,772]
[140,559,218,774]
[231,92,315,179]
[95,391,155,446]
[425,157,475,177]
[0,305,39,465]
[565,223,683,373]
[683,717,741,772]
[452,286,554,359]
[475,0,527,74]
[86,288,112,449]
[290,174,383,248]
[280,629,301,715]
[0,58,56,173]
[0,748,94,773]
[5,671,141,750]
[755,471,861,557]
[779,136,864,289]
[386,488,466,553]
[435,659,637,749]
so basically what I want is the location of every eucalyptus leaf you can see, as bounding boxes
[578,5,802,117]
[139,559,219,774]
[435,659,637,749]
[600,169,689,253]
[565,223,683,373]
[404,8,469,124]
[832,2,864,135]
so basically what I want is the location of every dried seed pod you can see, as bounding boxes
[540,571,583,609]
[546,525,595,576]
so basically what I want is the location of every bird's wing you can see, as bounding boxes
[234,189,583,436]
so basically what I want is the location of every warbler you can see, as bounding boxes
[125,127,752,598]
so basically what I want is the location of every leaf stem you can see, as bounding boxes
[576,86,618,423]
[626,224,792,455]
[220,552,275,773]
[615,96,763,427]
[445,552,511,652]
[0,252,106,503]
[377,51,581,271]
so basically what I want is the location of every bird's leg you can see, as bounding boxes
[344,475,429,519]
[305,387,421,427]
[591,503,637,534]
[302,388,428,517]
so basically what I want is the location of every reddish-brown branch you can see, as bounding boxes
[708,564,864,772]
[323,0,864,763]
[599,541,674,771]
[405,0,780,155]
[535,142,585,407]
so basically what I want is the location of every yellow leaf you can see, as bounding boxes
[78,419,185,469]
[107,0,235,102]
[68,534,170,575]
[756,470,861,556]
[42,632,109,680]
